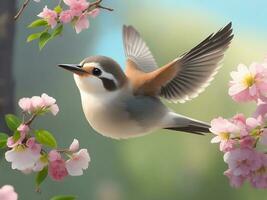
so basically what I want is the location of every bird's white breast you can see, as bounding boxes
[79,89,150,139]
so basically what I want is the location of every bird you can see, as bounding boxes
[58,23,233,139]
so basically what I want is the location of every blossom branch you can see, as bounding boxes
[87,0,114,12]
[14,0,113,21]
[14,0,30,20]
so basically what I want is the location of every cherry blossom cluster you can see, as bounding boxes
[1,93,90,192]
[210,57,267,188]
[25,0,112,49]
[36,0,100,34]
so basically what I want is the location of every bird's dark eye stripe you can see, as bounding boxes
[99,77,116,91]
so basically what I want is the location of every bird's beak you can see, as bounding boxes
[57,64,89,75]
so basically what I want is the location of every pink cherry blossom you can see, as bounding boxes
[229,63,267,102]
[220,140,235,152]
[7,124,29,148]
[69,139,79,152]
[210,117,239,144]
[49,104,59,116]
[224,148,261,176]
[37,6,58,29]
[254,100,267,120]
[63,0,89,16]
[239,136,255,149]
[48,150,61,162]
[224,169,246,188]
[59,10,74,24]
[33,154,49,172]
[74,13,89,34]
[88,8,100,18]
[48,159,68,181]
[5,144,41,171]
[18,98,33,113]
[30,96,45,109]
[66,149,90,176]
[249,153,267,189]
[230,113,247,136]
[0,185,18,200]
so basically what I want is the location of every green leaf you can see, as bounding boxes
[34,130,57,148]
[50,195,76,200]
[28,19,48,28]
[54,5,63,14]
[13,131,20,142]
[0,133,8,149]
[27,32,42,42]
[5,114,21,131]
[51,25,63,39]
[39,32,51,50]
[35,166,48,187]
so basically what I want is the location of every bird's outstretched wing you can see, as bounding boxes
[123,25,158,72]
[125,23,233,102]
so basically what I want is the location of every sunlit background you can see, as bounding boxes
[1,0,267,199]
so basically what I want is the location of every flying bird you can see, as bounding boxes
[58,23,233,139]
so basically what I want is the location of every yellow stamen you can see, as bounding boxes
[243,74,255,87]
[219,132,230,140]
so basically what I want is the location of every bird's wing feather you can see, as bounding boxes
[129,23,233,101]
[123,25,158,73]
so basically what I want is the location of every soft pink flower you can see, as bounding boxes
[0,185,18,200]
[230,113,248,136]
[224,148,261,176]
[18,97,33,113]
[254,100,267,120]
[66,149,90,176]
[48,159,68,181]
[5,144,41,171]
[224,169,246,188]
[210,117,239,144]
[37,6,58,28]
[69,139,79,152]
[246,117,262,131]
[63,0,89,16]
[33,155,49,172]
[74,13,89,34]
[249,153,267,189]
[229,63,267,102]
[48,150,61,162]
[7,124,29,148]
[220,140,236,152]
[240,136,255,149]
[59,10,74,23]
[88,8,100,18]
[49,104,59,116]
[31,96,45,109]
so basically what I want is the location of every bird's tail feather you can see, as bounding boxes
[164,114,211,135]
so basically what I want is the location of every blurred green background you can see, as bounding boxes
[1,0,267,199]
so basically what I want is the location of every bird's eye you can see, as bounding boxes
[92,68,102,76]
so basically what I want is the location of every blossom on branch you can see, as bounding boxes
[211,56,267,189]
[229,63,267,102]
[37,6,58,28]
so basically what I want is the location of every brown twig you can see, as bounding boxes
[14,0,30,20]
[87,0,114,12]
[25,113,37,126]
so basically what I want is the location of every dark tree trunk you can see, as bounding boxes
[0,0,16,133]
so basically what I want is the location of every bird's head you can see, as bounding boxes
[58,56,127,94]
